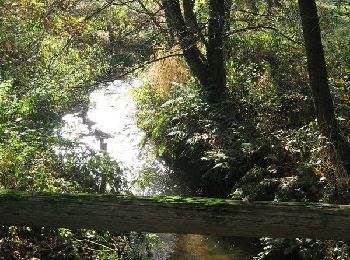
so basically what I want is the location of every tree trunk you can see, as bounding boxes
[162,0,232,102]
[182,0,208,48]
[162,0,209,87]
[207,0,228,99]
[298,0,350,171]
[1,190,350,240]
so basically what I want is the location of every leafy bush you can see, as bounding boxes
[133,2,350,258]
[0,1,158,257]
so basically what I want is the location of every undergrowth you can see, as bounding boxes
[0,6,155,259]
[133,3,350,259]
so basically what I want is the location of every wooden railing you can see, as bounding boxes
[0,190,349,240]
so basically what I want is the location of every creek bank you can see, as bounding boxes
[133,81,341,259]
[60,78,263,259]
[153,121,327,202]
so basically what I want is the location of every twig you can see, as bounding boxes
[72,52,183,89]
[229,25,302,44]
[104,53,184,81]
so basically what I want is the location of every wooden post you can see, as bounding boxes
[0,190,349,240]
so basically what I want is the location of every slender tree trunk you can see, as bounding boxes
[182,0,208,48]
[207,0,227,98]
[298,0,350,171]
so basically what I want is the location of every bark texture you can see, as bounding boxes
[207,0,227,96]
[1,190,350,240]
[163,0,208,87]
[162,0,232,102]
[182,0,207,47]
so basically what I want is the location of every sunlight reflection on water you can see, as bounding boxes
[59,79,258,260]
[60,79,172,196]
[60,79,178,259]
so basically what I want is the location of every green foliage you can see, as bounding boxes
[133,80,257,195]
[255,237,348,260]
[133,1,350,258]
[0,1,159,258]
[0,227,155,259]
[1,0,349,258]
[53,148,124,193]
[133,81,210,158]
[254,238,326,260]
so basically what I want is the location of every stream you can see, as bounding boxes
[59,79,259,259]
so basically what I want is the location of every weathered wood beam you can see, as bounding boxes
[0,190,349,240]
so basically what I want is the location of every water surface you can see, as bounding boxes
[60,79,259,259]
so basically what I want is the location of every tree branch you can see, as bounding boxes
[182,0,208,48]
[229,25,302,45]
